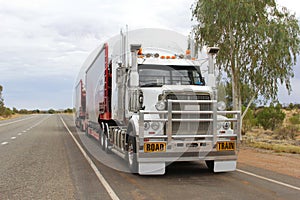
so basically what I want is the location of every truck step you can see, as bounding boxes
[110,148,126,160]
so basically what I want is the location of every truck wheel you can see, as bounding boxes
[100,130,104,147]
[101,125,111,153]
[85,127,89,137]
[127,135,138,173]
[104,134,111,154]
[205,160,214,172]
[101,132,106,151]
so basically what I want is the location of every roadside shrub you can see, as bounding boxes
[18,109,29,114]
[3,108,12,117]
[256,104,285,130]
[48,109,55,114]
[242,106,257,135]
[289,114,300,125]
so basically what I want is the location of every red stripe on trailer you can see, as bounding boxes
[99,43,111,120]
[88,127,99,141]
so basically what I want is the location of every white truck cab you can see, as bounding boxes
[83,28,241,175]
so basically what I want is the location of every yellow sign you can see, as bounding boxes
[217,141,235,151]
[144,142,166,153]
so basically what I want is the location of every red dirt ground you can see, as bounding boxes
[238,146,300,178]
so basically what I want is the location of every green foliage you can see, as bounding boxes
[221,81,257,109]
[18,109,29,114]
[246,141,300,154]
[48,109,55,114]
[289,114,300,124]
[34,109,40,114]
[192,0,300,111]
[2,107,12,118]
[256,104,285,130]
[0,85,11,118]
[0,85,5,116]
[64,108,73,113]
[286,103,300,110]
[12,107,18,114]
[242,106,256,134]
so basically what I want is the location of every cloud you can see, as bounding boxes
[0,0,299,109]
[2,74,75,110]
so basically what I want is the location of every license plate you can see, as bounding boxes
[144,142,166,153]
[217,141,235,151]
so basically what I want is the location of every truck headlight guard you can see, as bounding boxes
[155,101,166,111]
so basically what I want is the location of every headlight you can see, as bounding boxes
[217,121,231,130]
[144,122,150,130]
[217,101,226,111]
[155,101,165,110]
[151,122,160,130]
[223,122,231,130]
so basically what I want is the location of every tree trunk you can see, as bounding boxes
[232,71,241,112]
[242,95,256,120]
[232,64,242,138]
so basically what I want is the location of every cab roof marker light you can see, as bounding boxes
[186,49,191,55]
[138,48,143,55]
[160,55,165,59]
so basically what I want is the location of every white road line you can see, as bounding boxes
[0,115,37,127]
[1,142,8,145]
[18,133,22,136]
[11,137,16,140]
[236,169,300,191]
[22,130,26,133]
[59,116,120,200]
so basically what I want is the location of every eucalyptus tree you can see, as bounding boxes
[192,0,300,118]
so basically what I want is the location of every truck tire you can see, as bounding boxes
[102,124,111,153]
[80,123,84,132]
[127,135,138,173]
[101,133,106,151]
[100,130,104,147]
[104,135,111,154]
[85,127,89,137]
[205,160,214,172]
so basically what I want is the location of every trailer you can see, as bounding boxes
[81,28,241,175]
[75,79,86,131]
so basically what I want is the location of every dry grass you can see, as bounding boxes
[0,114,24,121]
[245,141,300,154]
[244,108,300,154]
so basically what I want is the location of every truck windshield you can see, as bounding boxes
[138,64,205,87]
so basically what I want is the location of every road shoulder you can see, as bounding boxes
[238,146,300,178]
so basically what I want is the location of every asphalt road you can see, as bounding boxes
[0,114,299,200]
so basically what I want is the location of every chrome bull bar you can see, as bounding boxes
[138,99,241,146]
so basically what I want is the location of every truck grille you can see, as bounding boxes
[165,93,212,135]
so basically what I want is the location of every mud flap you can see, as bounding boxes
[139,162,165,175]
[214,161,236,172]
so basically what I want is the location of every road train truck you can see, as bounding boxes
[75,79,86,131]
[81,28,241,175]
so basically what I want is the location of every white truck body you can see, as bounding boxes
[82,28,241,175]
[75,80,86,131]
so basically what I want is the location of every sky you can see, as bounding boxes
[0,0,299,110]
